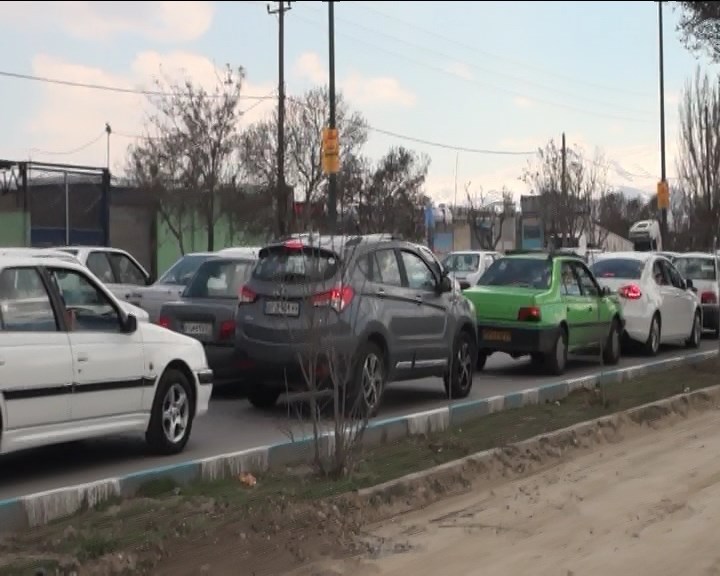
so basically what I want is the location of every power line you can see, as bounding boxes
[29,132,106,156]
[0,69,275,100]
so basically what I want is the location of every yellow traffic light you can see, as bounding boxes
[321,127,340,174]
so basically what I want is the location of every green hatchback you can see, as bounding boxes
[462,252,624,375]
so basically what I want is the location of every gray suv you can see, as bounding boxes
[234,235,478,416]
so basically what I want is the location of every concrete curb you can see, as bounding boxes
[0,349,716,532]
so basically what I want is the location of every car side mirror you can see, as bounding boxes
[145,274,154,286]
[439,275,453,294]
[685,278,695,291]
[601,285,612,297]
[122,313,138,334]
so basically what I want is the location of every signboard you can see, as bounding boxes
[321,127,340,174]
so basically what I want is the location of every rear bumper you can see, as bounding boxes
[702,304,719,329]
[204,344,251,383]
[194,369,214,417]
[477,323,560,355]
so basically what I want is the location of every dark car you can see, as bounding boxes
[234,235,478,416]
[157,256,257,384]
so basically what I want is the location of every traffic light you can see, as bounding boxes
[321,127,340,174]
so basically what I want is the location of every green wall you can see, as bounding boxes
[0,211,29,246]
[155,212,265,276]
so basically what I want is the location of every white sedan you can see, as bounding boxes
[0,256,213,456]
[589,251,702,355]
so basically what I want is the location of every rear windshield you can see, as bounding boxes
[590,258,644,280]
[185,259,255,298]
[674,257,717,281]
[442,253,480,273]
[253,246,340,283]
[158,254,215,286]
[477,257,551,289]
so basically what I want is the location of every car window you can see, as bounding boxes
[109,253,147,285]
[253,246,339,284]
[443,253,480,273]
[400,250,436,292]
[590,258,644,280]
[572,262,599,297]
[374,249,403,287]
[186,259,255,298]
[87,252,116,284]
[478,257,551,290]
[662,260,686,290]
[652,260,669,286]
[158,254,216,286]
[560,262,582,296]
[48,268,122,332]
[0,267,58,332]
[673,257,716,281]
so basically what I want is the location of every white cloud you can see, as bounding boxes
[512,96,534,109]
[24,52,275,172]
[445,62,473,81]
[6,1,213,42]
[293,51,416,108]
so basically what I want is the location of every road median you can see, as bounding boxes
[0,351,718,575]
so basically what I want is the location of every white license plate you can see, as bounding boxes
[264,300,300,317]
[183,322,212,336]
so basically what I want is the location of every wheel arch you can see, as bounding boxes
[159,360,197,417]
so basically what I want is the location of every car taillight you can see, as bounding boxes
[219,319,236,340]
[312,285,354,313]
[283,239,304,250]
[157,316,171,329]
[618,284,642,300]
[238,285,257,304]
[517,306,541,322]
[701,291,718,304]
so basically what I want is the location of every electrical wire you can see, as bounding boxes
[28,132,106,156]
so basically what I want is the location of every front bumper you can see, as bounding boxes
[476,323,560,355]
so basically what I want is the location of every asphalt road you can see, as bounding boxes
[0,340,716,501]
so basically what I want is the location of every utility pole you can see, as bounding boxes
[105,122,112,173]
[268,1,292,238]
[323,0,339,234]
[657,0,669,247]
[705,104,712,204]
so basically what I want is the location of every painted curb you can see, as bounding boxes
[0,348,716,532]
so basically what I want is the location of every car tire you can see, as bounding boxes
[544,327,568,376]
[685,310,702,349]
[444,330,476,400]
[476,352,487,371]
[346,341,386,419]
[146,368,195,455]
[602,318,622,366]
[643,314,661,357]
[248,385,281,410]
[713,326,720,340]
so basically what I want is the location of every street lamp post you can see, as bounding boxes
[657,0,669,247]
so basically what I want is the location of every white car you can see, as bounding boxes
[589,251,702,355]
[673,252,720,338]
[442,250,500,289]
[53,246,152,302]
[0,256,213,456]
[0,248,150,323]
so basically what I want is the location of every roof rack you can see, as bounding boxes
[505,248,586,261]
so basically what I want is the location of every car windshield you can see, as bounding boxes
[185,259,256,298]
[674,257,716,281]
[442,253,480,273]
[253,246,339,284]
[590,258,644,280]
[158,254,215,286]
[477,257,551,289]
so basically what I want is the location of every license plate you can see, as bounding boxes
[183,322,212,336]
[265,300,300,317]
[483,329,511,343]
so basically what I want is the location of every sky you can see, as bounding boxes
[0,0,717,206]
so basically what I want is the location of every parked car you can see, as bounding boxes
[235,235,478,416]
[0,256,213,456]
[53,246,152,302]
[0,248,150,322]
[590,251,702,355]
[442,250,500,289]
[662,252,719,338]
[462,251,624,375]
[158,254,258,384]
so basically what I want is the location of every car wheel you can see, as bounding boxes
[476,352,487,371]
[602,318,622,366]
[643,314,661,357]
[544,327,568,376]
[346,341,386,418]
[685,310,702,349]
[248,385,281,410]
[444,330,476,400]
[146,368,194,455]
[713,326,720,340]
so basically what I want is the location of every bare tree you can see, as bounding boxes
[676,1,720,62]
[676,66,720,249]
[464,183,515,250]
[127,65,246,252]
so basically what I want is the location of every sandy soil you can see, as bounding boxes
[290,409,720,576]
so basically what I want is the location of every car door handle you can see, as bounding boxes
[0,358,5,367]
[414,294,423,304]
[588,306,593,312]
[77,353,89,363]
[376,288,386,298]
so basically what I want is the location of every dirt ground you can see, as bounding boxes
[287,408,720,576]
